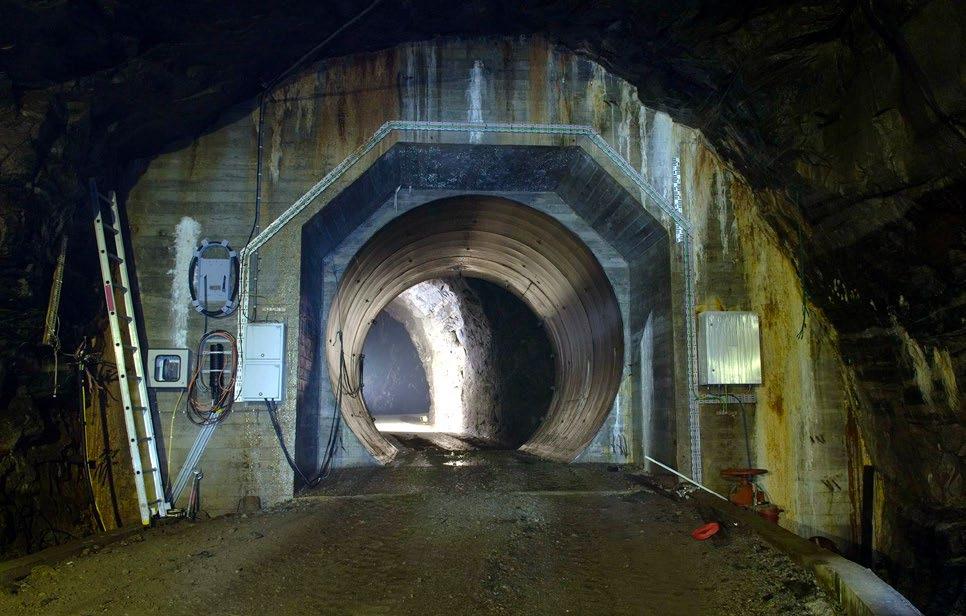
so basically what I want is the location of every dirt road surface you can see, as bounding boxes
[1,451,841,615]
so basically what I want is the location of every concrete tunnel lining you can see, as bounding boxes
[325,195,624,463]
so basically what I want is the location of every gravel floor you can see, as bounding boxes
[0,451,842,615]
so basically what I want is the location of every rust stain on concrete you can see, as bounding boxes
[730,178,807,528]
[527,37,548,123]
[768,387,786,418]
[844,407,863,545]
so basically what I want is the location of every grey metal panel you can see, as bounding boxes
[697,311,762,385]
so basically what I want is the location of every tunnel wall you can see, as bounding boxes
[126,37,859,551]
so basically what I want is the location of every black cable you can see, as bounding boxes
[246,0,385,251]
[247,92,268,248]
[266,330,352,489]
[266,399,310,485]
[261,0,385,93]
[265,395,340,490]
[724,390,753,469]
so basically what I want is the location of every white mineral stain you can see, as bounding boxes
[648,111,675,203]
[168,216,201,348]
[467,60,485,143]
[637,104,649,183]
[617,82,636,162]
[587,62,608,136]
[639,312,655,459]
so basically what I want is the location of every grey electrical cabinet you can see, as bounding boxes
[697,311,762,385]
[240,322,285,401]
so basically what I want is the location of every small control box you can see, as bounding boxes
[146,349,190,389]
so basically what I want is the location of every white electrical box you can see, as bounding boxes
[244,322,285,361]
[697,311,762,385]
[241,322,285,401]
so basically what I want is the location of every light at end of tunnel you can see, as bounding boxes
[374,418,435,433]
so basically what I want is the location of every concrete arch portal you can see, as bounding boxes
[326,196,624,463]
[293,141,678,475]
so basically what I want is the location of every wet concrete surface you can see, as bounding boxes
[1,451,841,615]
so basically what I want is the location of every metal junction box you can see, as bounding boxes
[240,322,285,401]
[697,311,762,385]
[146,349,189,389]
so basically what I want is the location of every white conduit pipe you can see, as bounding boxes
[644,455,728,501]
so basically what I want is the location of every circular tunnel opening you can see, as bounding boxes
[361,276,555,451]
[326,195,623,463]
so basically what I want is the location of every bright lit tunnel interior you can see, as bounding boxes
[362,276,555,450]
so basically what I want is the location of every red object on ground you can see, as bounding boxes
[721,468,768,507]
[691,522,720,540]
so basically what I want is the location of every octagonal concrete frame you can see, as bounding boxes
[237,122,701,479]
[318,191,628,465]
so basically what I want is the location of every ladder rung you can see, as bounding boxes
[102,224,120,235]
[119,316,134,323]
[132,405,148,411]
[125,375,143,382]
[97,192,112,204]
[122,344,138,352]
[138,436,153,443]
[106,253,124,264]
[112,285,128,293]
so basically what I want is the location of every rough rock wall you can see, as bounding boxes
[384,277,552,448]
[464,278,555,448]
[387,278,499,439]
[360,311,431,416]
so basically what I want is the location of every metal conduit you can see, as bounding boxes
[325,196,624,463]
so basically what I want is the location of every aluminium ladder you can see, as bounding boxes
[91,181,171,524]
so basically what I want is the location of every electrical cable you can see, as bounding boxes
[723,387,753,469]
[260,0,385,94]
[243,0,386,321]
[78,363,106,532]
[265,330,355,489]
[186,330,238,426]
[265,399,310,485]
[698,386,754,469]
[165,389,186,491]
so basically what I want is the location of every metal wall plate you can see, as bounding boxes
[240,322,285,401]
[697,311,762,385]
[146,348,190,389]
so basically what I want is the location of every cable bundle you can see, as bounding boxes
[186,330,238,425]
[266,331,357,489]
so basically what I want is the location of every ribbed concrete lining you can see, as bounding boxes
[326,195,623,463]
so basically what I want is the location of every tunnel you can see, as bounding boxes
[325,195,624,463]
[4,11,956,610]
[361,275,555,450]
